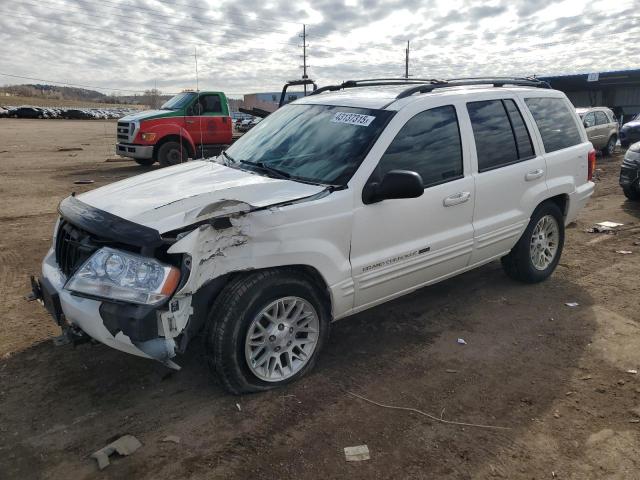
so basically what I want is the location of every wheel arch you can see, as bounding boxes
[544,193,569,218]
[153,134,195,160]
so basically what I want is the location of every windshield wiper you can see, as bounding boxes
[239,160,291,179]
[221,150,236,165]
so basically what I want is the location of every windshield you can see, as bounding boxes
[225,104,394,185]
[161,92,196,110]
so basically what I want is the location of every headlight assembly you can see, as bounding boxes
[65,247,180,306]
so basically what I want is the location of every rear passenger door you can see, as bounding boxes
[465,98,549,265]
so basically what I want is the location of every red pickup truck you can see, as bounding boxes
[116,91,233,167]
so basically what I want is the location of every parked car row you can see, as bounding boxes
[235,116,261,132]
[0,105,139,120]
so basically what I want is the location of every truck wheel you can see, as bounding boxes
[623,186,640,201]
[501,201,565,284]
[204,269,330,394]
[157,141,188,167]
[134,158,156,166]
[602,136,616,156]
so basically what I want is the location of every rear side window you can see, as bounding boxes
[376,105,463,188]
[524,97,582,153]
[595,111,609,125]
[467,99,534,172]
[583,112,596,128]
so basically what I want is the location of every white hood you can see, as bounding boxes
[78,161,325,232]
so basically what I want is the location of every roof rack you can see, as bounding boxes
[308,76,551,100]
[309,78,446,96]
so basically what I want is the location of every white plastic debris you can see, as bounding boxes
[596,221,624,228]
[565,302,579,307]
[616,250,633,255]
[90,435,142,470]
[344,445,370,462]
[161,435,181,444]
[457,338,467,345]
[236,403,242,412]
[626,369,638,375]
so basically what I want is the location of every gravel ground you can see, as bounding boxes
[0,118,639,479]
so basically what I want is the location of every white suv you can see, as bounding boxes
[32,78,595,394]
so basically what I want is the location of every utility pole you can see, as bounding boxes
[405,40,410,79]
[300,24,308,95]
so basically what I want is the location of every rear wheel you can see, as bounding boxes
[602,136,617,156]
[501,202,565,283]
[204,269,330,394]
[623,186,640,201]
[157,141,188,167]
[134,158,155,166]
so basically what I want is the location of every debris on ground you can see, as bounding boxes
[57,147,83,152]
[90,434,142,470]
[236,403,242,412]
[616,250,633,255]
[344,445,370,462]
[586,221,624,234]
[457,338,467,345]
[73,179,95,184]
[565,302,579,307]
[580,375,592,380]
[626,369,638,375]
[105,157,130,163]
[161,435,181,444]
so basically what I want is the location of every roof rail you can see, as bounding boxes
[309,78,446,96]
[395,77,551,100]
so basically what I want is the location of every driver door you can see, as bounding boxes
[350,104,475,310]
[184,94,228,146]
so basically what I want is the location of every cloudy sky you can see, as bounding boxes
[0,0,638,97]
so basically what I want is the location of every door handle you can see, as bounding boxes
[186,120,195,124]
[443,191,471,207]
[525,169,544,181]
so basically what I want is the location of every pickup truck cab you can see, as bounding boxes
[116,91,233,167]
[34,78,595,394]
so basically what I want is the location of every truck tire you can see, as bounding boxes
[623,186,640,201]
[501,201,565,284]
[157,141,188,167]
[134,158,156,166]
[204,269,331,394]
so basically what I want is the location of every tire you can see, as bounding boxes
[157,141,188,167]
[602,135,617,156]
[204,269,331,394]
[134,157,156,166]
[501,201,565,283]
[623,186,640,201]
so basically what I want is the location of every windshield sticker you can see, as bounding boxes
[331,112,376,127]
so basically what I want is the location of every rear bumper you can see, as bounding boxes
[566,181,595,225]
[116,143,154,159]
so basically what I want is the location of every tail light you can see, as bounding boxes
[587,149,596,181]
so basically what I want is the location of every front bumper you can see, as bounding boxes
[35,249,175,362]
[116,143,154,160]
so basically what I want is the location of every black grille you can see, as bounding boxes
[55,220,100,277]
[117,122,130,142]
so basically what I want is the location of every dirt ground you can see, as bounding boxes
[1,118,639,479]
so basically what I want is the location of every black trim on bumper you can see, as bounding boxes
[58,196,164,249]
[100,302,159,342]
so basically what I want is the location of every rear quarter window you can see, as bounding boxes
[524,97,583,153]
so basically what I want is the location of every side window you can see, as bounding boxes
[467,99,534,172]
[376,105,463,188]
[524,97,583,153]
[595,111,609,125]
[583,112,596,128]
[201,95,222,114]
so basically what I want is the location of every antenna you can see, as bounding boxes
[299,24,309,95]
[405,40,410,79]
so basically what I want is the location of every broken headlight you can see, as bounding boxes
[65,247,180,306]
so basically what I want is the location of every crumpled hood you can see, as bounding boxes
[78,161,325,233]
[119,109,170,122]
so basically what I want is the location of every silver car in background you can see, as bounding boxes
[576,107,619,156]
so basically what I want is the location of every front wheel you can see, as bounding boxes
[157,141,188,167]
[501,202,565,283]
[205,269,330,394]
[623,186,640,201]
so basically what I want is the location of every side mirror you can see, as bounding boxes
[362,170,424,205]
[583,121,589,128]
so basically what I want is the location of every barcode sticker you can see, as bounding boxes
[331,112,376,127]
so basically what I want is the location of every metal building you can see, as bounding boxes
[540,69,640,123]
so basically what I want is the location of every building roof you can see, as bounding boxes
[539,69,640,90]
